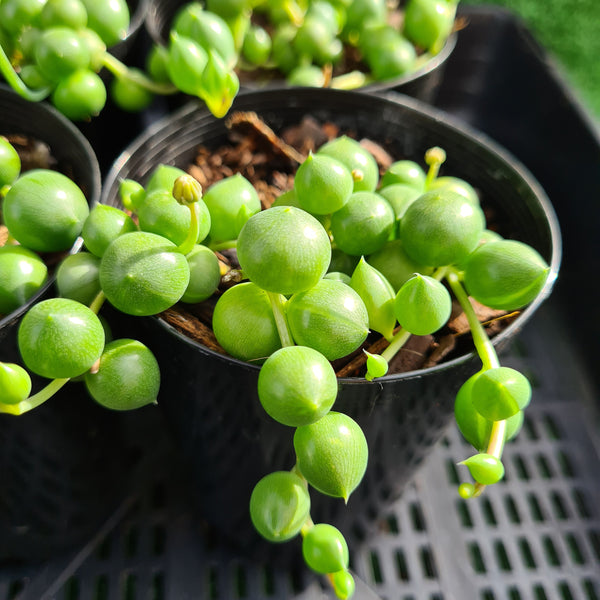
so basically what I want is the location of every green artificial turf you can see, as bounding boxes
[461,0,600,119]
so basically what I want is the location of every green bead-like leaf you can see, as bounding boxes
[0,362,32,405]
[145,164,188,197]
[84,339,159,411]
[294,411,368,501]
[212,282,282,362]
[249,471,311,542]
[329,191,395,256]
[302,523,349,574]
[82,204,138,257]
[350,257,396,340]
[400,189,485,267]
[99,231,190,316]
[167,32,208,97]
[199,49,239,118]
[460,453,505,485]
[427,176,479,206]
[18,298,105,379]
[454,372,524,451]
[332,570,355,600]
[471,367,531,421]
[367,239,434,292]
[394,273,452,335]
[379,159,426,191]
[364,351,388,381]
[463,240,550,310]
[294,152,354,215]
[317,135,379,193]
[203,173,261,242]
[3,169,89,252]
[181,245,221,303]
[173,3,237,67]
[236,206,331,296]
[56,252,101,306]
[287,279,369,361]
[0,246,48,314]
[0,136,21,187]
[258,346,338,427]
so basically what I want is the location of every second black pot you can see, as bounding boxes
[100,88,561,557]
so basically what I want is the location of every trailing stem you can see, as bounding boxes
[0,290,107,416]
[446,268,507,495]
[0,44,51,101]
[267,291,294,348]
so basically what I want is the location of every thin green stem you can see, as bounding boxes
[330,70,368,90]
[0,377,69,415]
[177,203,200,256]
[380,328,412,363]
[267,291,294,348]
[445,269,500,371]
[89,290,106,315]
[101,52,177,95]
[0,44,51,101]
[424,146,447,188]
[208,239,237,252]
[446,268,508,494]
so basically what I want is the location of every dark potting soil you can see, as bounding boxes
[159,112,517,378]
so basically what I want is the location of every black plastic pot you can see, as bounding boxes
[100,88,561,556]
[143,0,457,104]
[0,87,131,562]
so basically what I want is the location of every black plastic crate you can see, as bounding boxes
[1,6,599,600]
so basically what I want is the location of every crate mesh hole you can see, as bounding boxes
[124,526,139,558]
[504,495,521,524]
[556,450,576,478]
[564,532,586,565]
[518,537,537,569]
[385,514,400,534]
[494,540,512,571]
[63,576,79,600]
[480,588,495,600]
[573,489,593,519]
[419,546,437,579]
[542,536,562,567]
[152,572,165,600]
[468,541,486,573]
[152,524,166,555]
[508,586,522,600]
[261,565,275,596]
[409,503,426,532]
[542,414,562,440]
[207,565,219,599]
[513,455,531,481]
[369,550,384,583]
[123,572,137,600]
[533,584,549,600]
[234,564,247,598]
[589,531,600,561]
[93,574,109,600]
[558,580,575,600]
[527,493,546,522]
[445,458,460,485]
[481,498,498,526]
[550,491,569,520]
[536,454,554,479]
[456,499,474,528]
[583,578,599,600]
[394,549,410,582]
[522,416,539,441]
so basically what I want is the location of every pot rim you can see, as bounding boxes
[0,84,102,331]
[143,0,458,94]
[102,87,562,384]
